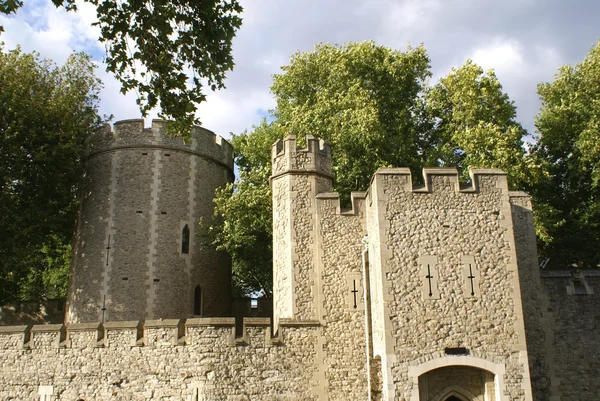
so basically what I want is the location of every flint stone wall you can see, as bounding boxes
[316,192,369,400]
[539,272,600,401]
[271,135,333,328]
[512,192,600,401]
[0,319,327,401]
[366,168,532,400]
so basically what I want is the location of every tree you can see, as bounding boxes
[207,42,529,296]
[424,60,529,187]
[1,0,243,134]
[206,119,280,296]
[531,40,600,269]
[272,42,432,196]
[0,46,103,304]
[206,43,433,296]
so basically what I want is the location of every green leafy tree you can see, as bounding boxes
[1,0,243,134]
[531,40,600,269]
[210,43,531,296]
[0,46,103,303]
[206,120,280,296]
[272,42,433,196]
[206,42,434,296]
[425,60,529,187]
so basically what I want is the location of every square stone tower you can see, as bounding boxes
[270,135,333,330]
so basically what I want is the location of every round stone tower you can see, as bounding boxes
[66,119,233,323]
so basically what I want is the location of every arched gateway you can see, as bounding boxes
[408,356,505,401]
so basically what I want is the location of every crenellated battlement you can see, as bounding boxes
[87,119,234,171]
[0,128,597,400]
[369,167,509,194]
[271,135,332,179]
[0,318,318,351]
[315,191,367,216]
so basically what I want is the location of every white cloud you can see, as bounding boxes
[196,89,276,139]
[385,0,441,33]
[1,0,600,140]
[469,37,563,134]
[0,0,101,63]
[471,38,525,74]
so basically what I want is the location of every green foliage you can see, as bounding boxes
[1,0,243,135]
[272,42,432,196]
[0,0,23,16]
[0,46,103,303]
[206,120,280,296]
[209,42,530,296]
[424,60,528,187]
[531,40,600,269]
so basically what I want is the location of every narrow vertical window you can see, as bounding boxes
[182,224,190,254]
[194,285,202,316]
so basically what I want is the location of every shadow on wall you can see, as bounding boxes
[232,297,273,336]
[0,299,65,325]
[0,298,272,331]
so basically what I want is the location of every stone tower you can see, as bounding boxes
[271,135,333,329]
[66,119,234,323]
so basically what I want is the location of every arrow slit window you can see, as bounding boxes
[182,224,190,254]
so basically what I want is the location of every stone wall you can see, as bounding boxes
[316,192,369,400]
[0,319,323,401]
[67,120,233,324]
[271,135,333,328]
[3,131,599,401]
[511,192,600,401]
[539,271,600,401]
[366,168,533,401]
[270,136,370,400]
[510,193,552,401]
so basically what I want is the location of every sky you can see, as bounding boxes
[1,0,600,140]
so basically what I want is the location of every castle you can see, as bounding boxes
[0,120,598,400]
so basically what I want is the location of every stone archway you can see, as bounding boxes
[407,356,505,401]
[417,365,493,401]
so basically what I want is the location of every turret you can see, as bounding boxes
[271,135,333,330]
[66,120,233,323]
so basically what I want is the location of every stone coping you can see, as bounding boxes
[145,319,182,328]
[67,322,102,332]
[108,119,222,145]
[366,167,509,194]
[270,169,334,181]
[278,319,321,327]
[0,318,323,349]
[0,325,30,334]
[0,317,324,332]
[30,324,64,333]
[242,317,271,326]
[103,320,143,330]
[316,191,367,216]
[185,317,235,327]
[508,191,531,198]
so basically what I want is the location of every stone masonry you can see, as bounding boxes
[0,132,599,400]
[66,120,233,323]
